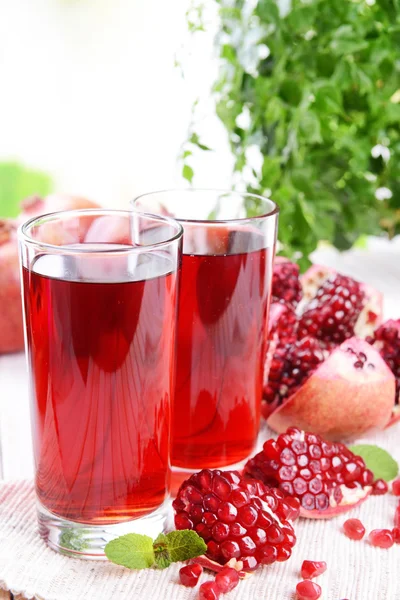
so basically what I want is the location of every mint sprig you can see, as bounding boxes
[105,529,207,571]
[349,444,399,482]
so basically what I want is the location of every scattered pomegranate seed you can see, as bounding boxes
[215,567,239,593]
[371,479,389,495]
[296,580,322,600]
[392,527,400,543]
[368,529,394,549]
[179,563,203,587]
[395,502,400,528]
[301,560,327,579]
[199,581,221,600]
[392,478,400,496]
[343,518,366,541]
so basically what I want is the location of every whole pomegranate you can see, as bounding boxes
[0,193,99,354]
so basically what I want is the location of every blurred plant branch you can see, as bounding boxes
[183,0,400,268]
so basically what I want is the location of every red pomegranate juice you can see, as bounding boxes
[172,233,270,469]
[23,250,177,524]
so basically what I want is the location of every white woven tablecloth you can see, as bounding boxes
[1,240,399,599]
[1,422,400,600]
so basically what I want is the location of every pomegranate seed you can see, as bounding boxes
[215,567,239,593]
[199,581,221,600]
[369,529,394,549]
[372,479,389,495]
[392,527,400,543]
[392,478,400,496]
[296,580,322,600]
[343,518,366,541]
[301,560,327,579]
[173,469,296,571]
[179,563,203,587]
[395,502,400,528]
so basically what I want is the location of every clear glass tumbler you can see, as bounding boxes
[18,209,183,557]
[133,191,279,483]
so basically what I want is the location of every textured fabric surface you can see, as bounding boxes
[1,424,400,600]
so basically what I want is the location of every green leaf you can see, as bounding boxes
[153,533,171,569]
[164,530,207,563]
[349,445,399,482]
[105,534,155,570]
[0,162,53,218]
[182,164,194,183]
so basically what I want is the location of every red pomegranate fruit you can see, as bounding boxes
[368,320,400,425]
[266,337,395,439]
[0,194,99,354]
[172,469,298,571]
[0,221,25,353]
[244,427,373,519]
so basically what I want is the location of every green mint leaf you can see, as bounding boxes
[182,164,194,183]
[164,530,207,563]
[349,445,399,482]
[153,533,171,569]
[105,533,155,570]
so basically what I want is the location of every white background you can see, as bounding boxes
[0,0,233,206]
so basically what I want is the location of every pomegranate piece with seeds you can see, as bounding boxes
[343,518,366,541]
[179,563,203,587]
[199,581,221,600]
[272,257,302,309]
[298,273,365,345]
[296,580,322,600]
[267,337,395,440]
[368,529,394,549]
[392,479,400,496]
[215,567,239,593]
[372,479,389,495]
[368,319,400,404]
[244,427,373,519]
[173,469,297,571]
[301,560,327,579]
[300,264,383,338]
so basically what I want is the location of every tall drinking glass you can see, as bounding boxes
[133,191,278,482]
[18,209,183,557]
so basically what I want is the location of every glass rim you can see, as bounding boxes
[132,188,280,224]
[18,208,184,255]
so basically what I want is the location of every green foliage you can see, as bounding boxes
[188,0,400,263]
[0,162,53,218]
